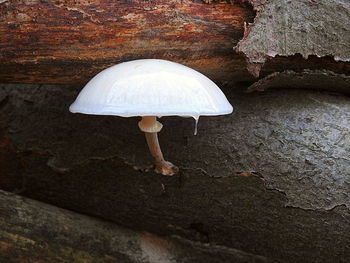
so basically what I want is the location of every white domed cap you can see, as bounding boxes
[69,59,233,118]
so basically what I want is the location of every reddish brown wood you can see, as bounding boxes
[0,0,254,84]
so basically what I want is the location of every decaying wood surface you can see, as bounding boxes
[0,190,277,262]
[1,0,350,86]
[1,83,349,263]
[0,0,254,84]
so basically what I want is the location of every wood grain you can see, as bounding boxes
[0,0,254,84]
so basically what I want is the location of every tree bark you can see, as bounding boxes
[1,83,349,263]
[1,0,350,262]
[0,0,254,84]
[1,0,350,87]
[1,189,275,263]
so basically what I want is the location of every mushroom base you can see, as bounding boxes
[144,132,179,176]
[154,160,179,176]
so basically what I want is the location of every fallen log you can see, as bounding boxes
[1,0,350,87]
[0,83,349,263]
[0,0,254,84]
[0,190,274,262]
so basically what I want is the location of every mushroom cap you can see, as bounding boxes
[69,59,233,118]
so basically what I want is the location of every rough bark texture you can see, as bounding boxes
[237,0,350,76]
[0,0,255,84]
[1,190,276,263]
[1,0,350,261]
[1,0,350,85]
[1,83,349,262]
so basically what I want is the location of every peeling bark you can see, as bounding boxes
[0,83,349,263]
[236,0,350,76]
[2,0,350,88]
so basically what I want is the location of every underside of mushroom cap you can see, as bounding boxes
[69,59,233,118]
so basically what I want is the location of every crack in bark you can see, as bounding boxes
[247,70,350,95]
[285,204,348,213]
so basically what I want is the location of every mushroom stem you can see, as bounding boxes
[139,116,179,176]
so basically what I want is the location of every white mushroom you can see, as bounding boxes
[69,59,233,176]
